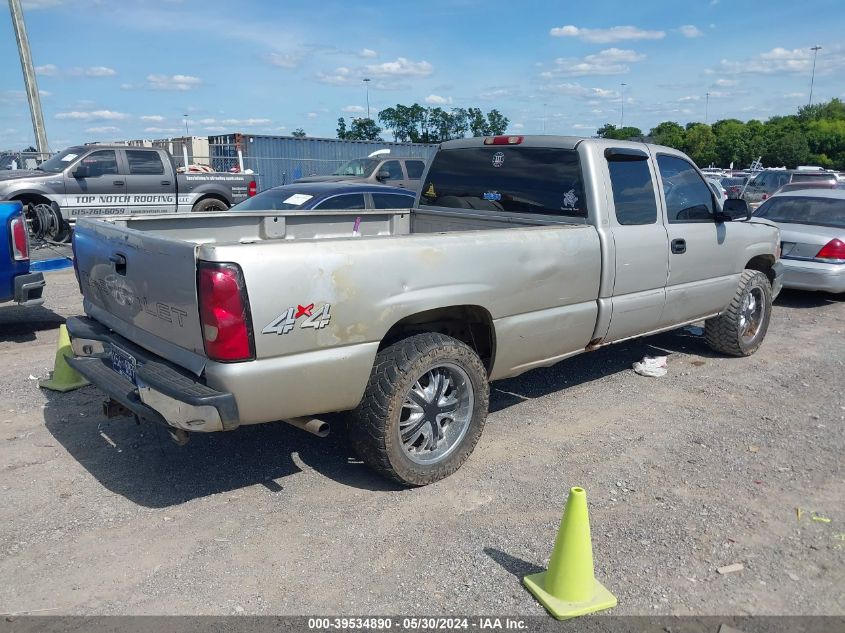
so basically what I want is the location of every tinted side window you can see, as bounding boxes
[372,193,414,209]
[380,160,404,180]
[405,160,425,179]
[607,158,657,225]
[126,150,164,175]
[81,150,119,177]
[313,193,366,210]
[657,155,714,223]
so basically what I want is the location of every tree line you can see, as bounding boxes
[596,98,845,169]
[336,104,509,143]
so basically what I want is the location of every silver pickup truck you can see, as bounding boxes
[66,136,783,485]
[0,145,257,241]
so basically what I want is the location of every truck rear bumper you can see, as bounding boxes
[65,316,239,432]
[14,271,45,307]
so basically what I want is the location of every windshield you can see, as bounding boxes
[231,188,314,211]
[754,195,845,229]
[420,147,587,219]
[38,148,83,173]
[332,158,379,177]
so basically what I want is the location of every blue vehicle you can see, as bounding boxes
[229,182,415,212]
[1,201,45,306]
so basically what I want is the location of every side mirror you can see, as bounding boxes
[73,164,89,179]
[721,198,751,221]
[376,170,390,181]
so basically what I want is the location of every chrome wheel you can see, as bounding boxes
[398,363,474,465]
[739,286,766,344]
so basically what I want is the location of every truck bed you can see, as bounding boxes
[87,206,584,244]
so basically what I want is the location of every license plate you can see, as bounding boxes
[110,344,137,384]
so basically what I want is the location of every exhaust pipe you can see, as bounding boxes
[282,416,330,438]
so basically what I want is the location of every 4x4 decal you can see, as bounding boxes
[263,303,332,335]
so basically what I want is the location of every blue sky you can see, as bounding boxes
[1,0,843,150]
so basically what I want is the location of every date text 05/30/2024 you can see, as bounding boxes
[307,617,528,631]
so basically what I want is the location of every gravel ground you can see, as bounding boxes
[0,269,842,617]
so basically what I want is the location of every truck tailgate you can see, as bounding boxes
[73,218,206,369]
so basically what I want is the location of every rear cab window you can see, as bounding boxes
[126,150,165,175]
[420,146,587,221]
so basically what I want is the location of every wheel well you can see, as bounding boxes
[745,255,776,285]
[380,305,496,373]
[193,193,229,209]
[11,193,52,209]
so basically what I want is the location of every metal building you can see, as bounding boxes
[209,134,438,189]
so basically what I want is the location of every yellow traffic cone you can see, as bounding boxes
[38,324,89,392]
[523,486,617,620]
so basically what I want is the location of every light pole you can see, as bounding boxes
[705,92,710,124]
[620,83,627,128]
[808,45,822,106]
[542,103,547,133]
[363,78,371,119]
[183,114,190,137]
[8,0,49,153]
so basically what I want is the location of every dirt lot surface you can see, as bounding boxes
[1,268,842,617]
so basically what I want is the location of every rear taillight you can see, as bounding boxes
[483,135,524,145]
[248,181,257,197]
[815,238,845,263]
[197,262,254,362]
[762,193,769,200]
[9,213,29,261]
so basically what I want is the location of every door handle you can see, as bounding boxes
[161,180,171,186]
[671,238,687,254]
[113,180,125,186]
[108,253,127,275]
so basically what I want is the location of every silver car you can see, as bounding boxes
[753,189,845,293]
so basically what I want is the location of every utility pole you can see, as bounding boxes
[620,83,627,128]
[808,45,822,106]
[8,0,49,153]
[183,114,190,136]
[705,92,710,124]
[542,103,546,133]
[363,78,371,119]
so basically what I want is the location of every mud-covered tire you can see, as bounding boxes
[191,198,229,213]
[705,269,772,357]
[349,333,489,486]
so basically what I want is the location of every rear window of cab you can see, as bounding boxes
[420,147,587,219]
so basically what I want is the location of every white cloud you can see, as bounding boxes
[140,115,164,122]
[204,126,226,132]
[359,48,377,58]
[342,105,366,113]
[541,82,619,100]
[544,48,646,77]
[200,117,271,126]
[365,57,433,77]
[783,92,804,98]
[85,66,117,77]
[424,94,452,105]
[267,51,304,69]
[35,64,58,76]
[84,126,120,134]
[144,127,183,134]
[549,25,665,43]
[146,74,202,90]
[717,46,844,75]
[479,87,517,100]
[307,112,318,119]
[679,95,701,102]
[317,66,355,85]
[713,78,737,87]
[55,110,130,121]
[679,25,703,38]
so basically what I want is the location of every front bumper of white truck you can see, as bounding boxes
[65,316,239,433]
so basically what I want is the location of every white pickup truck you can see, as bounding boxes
[66,135,783,485]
